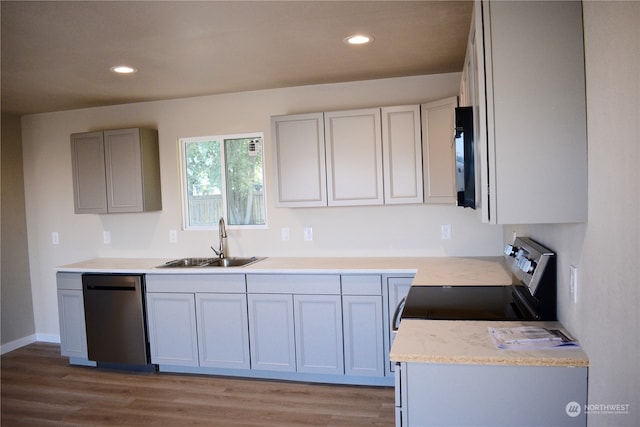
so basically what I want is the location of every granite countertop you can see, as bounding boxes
[390,319,589,367]
[57,256,512,286]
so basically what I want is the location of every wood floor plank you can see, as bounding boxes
[1,343,395,426]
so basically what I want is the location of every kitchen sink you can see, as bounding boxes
[157,257,263,269]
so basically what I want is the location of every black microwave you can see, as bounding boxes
[455,106,476,209]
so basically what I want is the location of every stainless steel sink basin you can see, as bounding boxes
[158,257,262,268]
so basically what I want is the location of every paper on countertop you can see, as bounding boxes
[488,326,579,350]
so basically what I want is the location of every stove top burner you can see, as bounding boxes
[399,237,556,322]
[401,285,526,321]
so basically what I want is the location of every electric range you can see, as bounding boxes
[399,237,556,321]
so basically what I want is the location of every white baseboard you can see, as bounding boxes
[1,333,61,355]
[36,333,61,344]
[1,334,36,355]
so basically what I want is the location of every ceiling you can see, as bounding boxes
[1,1,472,116]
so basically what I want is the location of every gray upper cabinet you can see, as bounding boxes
[421,97,457,205]
[470,0,588,224]
[271,113,327,207]
[70,131,108,213]
[381,105,424,205]
[325,108,384,206]
[71,128,162,214]
[272,106,427,208]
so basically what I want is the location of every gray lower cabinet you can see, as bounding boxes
[294,294,344,375]
[146,292,199,367]
[247,292,345,375]
[396,362,588,427]
[246,274,344,375]
[139,272,393,385]
[56,272,89,359]
[247,293,296,372]
[196,293,250,369]
[342,275,385,377]
[145,274,249,369]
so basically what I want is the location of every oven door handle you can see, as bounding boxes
[392,297,406,332]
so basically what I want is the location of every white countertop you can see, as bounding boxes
[57,256,512,286]
[390,319,589,367]
[58,256,584,368]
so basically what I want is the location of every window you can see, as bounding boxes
[180,132,266,229]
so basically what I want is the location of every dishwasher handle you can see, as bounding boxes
[85,284,137,291]
[392,297,406,332]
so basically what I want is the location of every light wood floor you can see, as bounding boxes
[1,343,395,426]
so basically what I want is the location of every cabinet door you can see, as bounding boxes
[294,294,344,375]
[478,0,587,224]
[387,277,413,373]
[404,363,587,427]
[146,293,199,367]
[343,295,384,377]
[325,108,384,206]
[381,105,423,204]
[57,290,88,358]
[271,113,327,207]
[196,293,250,369]
[104,128,144,213]
[247,294,296,372]
[70,131,107,213]
[421,97,457,204]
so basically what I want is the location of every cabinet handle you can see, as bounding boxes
[392,297,406,332]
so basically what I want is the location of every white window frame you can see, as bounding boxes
[179,132,267,231]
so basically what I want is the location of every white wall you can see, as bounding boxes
[21,73,504,339]
[506,2,640,425]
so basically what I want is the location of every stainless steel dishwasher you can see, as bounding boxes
[82,274,154,369]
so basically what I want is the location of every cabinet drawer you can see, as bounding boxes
[341,275,382,295]
[146,274,246,293]
[246,274,341,294]
[57,272,83,290]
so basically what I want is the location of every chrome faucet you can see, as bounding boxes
[211,217,227,259]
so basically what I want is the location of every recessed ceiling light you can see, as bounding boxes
[110,65,138,74]
[344,34,374,45]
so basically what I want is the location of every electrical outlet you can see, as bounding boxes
[569,265,578,304]
[303,226,313,241]
[281,227,290,241]
[103,231,111,244]
[51,232,59,245]
[441,224,452,240]
[169,230,178,243]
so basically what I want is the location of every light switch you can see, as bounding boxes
[281,227,290,241]
[169,230,178,243]
[51,232,59,245]
[103,231,111,244]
